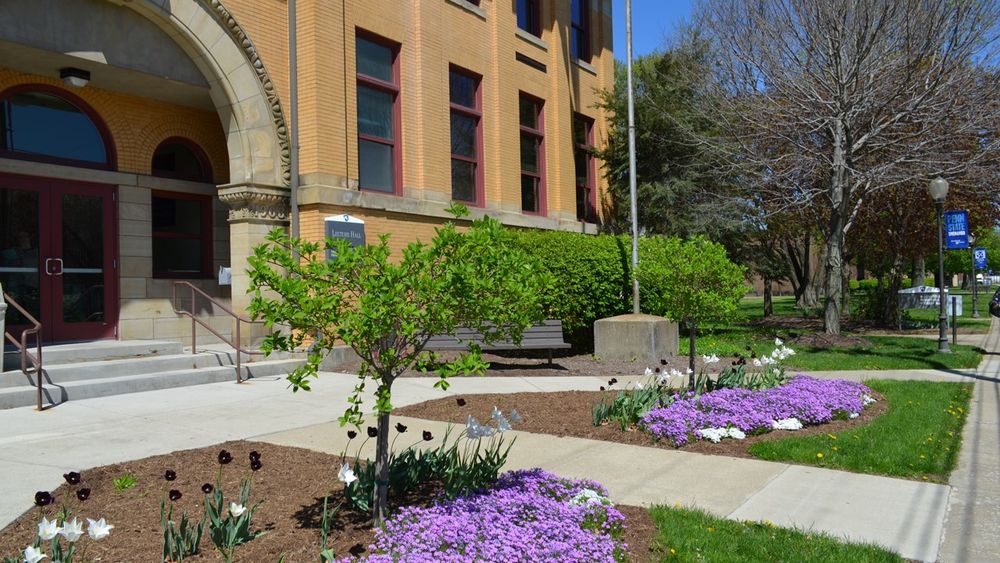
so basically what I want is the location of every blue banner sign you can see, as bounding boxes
[945,210,969,250]
[975,247,988,270]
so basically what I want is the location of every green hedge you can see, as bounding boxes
[510,230,632,345]
[510,231,733,348]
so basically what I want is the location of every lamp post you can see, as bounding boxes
[970,234,979,318]
[928,177,950,353]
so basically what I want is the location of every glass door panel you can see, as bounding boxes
[0,187,41,329]
[59,193,104,324]
[49,185,114,340]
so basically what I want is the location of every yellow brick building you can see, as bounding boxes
[0,0,612,346]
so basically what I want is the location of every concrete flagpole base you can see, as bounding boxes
[594,314,678,364]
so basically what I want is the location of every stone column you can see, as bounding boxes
[218,183,290,346]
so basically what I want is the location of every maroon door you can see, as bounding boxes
[0,173,117,341]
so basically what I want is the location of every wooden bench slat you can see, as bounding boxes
[425,320,570,361]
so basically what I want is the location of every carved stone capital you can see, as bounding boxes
[218,183,290,224]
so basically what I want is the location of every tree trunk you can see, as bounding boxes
[824,119,849,335]
[840,265,851,318]
[915,256,925,286]
[803,240,825,309]
[763,278,773,317]
[373,410,391,525]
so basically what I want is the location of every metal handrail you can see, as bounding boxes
[3,292,43,410]
[171,281,264,383]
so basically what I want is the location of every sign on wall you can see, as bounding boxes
[944,210,970,250]
[324,214,366,261]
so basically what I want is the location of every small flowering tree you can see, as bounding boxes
[248,204,549,525]
[638,236,747,379]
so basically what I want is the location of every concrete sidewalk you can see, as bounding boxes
[1,335,997,561]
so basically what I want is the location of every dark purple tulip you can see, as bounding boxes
[63,472,81,485]
[367,427,378,438]
[76,488,91,501]
[600,386,606,391]
[660,359,668,365]
[168,489,182,501]
[347,430,358,439]
[217,450,233,465]
[250,458,262,472]
[201,483,214,494]
[164,469,177,481]
[395,422,408,433]
[34,491,53,507]
[456,398,467,407]
[249,451,261,462]
[422,430,433,441]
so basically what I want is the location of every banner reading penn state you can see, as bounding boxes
[944,210,969,250]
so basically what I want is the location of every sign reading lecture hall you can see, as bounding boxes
[324,214,366,260]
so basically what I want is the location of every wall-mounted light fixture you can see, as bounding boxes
[59,67,91,88]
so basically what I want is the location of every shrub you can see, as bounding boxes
[509,230,632,345]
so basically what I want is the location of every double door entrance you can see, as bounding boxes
[0,174,116,341]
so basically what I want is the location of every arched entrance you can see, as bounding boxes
[0,0,290,343]
[0,85,118,340]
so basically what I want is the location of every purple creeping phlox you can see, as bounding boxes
[345,469,626,562]
[641,375,872,446]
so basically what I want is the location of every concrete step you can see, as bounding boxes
[3,340,184,371]
[0,352,241,389]
[0,357,305,410]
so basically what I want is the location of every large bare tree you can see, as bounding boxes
[698,0,1000,334]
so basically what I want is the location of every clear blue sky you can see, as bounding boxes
[612,0,694,59]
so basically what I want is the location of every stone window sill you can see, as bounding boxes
[516,27,548,51]
[445,0,486,20]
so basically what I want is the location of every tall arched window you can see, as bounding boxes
[0,85,113,168]
[151,138,212,182]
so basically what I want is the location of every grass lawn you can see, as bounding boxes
[748,380,973,482]
[783,336,982,371]
[683,330,982,371]
[648,505,901,562]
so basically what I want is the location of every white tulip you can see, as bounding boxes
[23,545,46,563]
[86,518,113,541]
[59,517,84,542]
[338,462,358,485]
[37,516,60,541]
[229,502,247,518]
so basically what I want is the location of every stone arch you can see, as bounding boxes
[115,0,290,195]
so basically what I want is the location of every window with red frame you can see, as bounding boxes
[573,114,596,222]
[151,191,212,278]
[356,33,400,194]
[449,68,483,205]
[571,0,590,61]
[151,138,212,182]
[519,95,545,215]
[517,0,541,36]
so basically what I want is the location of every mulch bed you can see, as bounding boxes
[328,350,715,380]
[0,441,658,562]
[394,389,888,460]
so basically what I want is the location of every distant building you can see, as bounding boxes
[0,0,613,344]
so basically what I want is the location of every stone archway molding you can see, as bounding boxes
[118,0,291,223]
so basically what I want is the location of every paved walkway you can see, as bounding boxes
[0,329,997,561]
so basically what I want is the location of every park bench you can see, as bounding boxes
[425,320,570,364]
